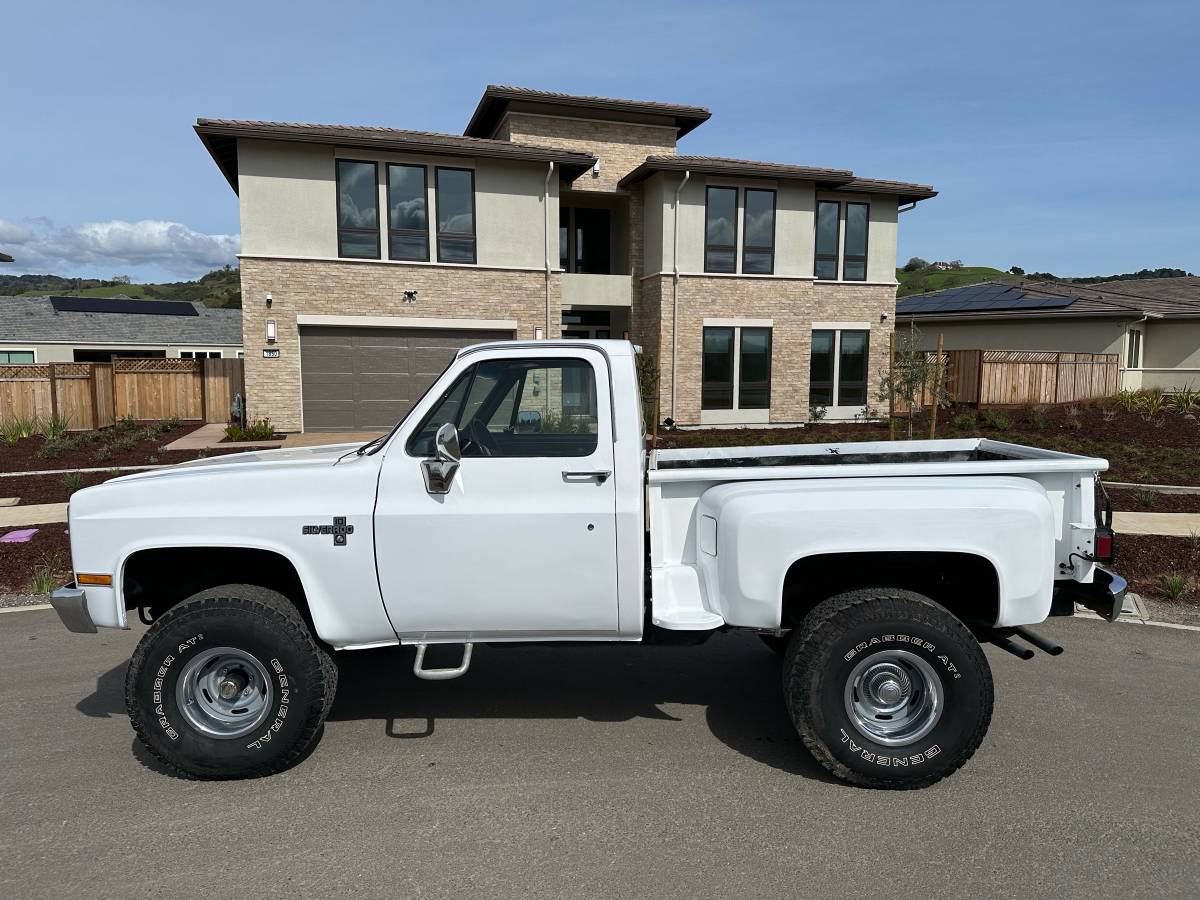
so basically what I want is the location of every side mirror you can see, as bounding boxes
[422,423,461,494]
[435,422,461,463]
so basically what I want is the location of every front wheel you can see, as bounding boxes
[784,588,993,789]
[125,584,335,779]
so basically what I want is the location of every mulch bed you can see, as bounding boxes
[0,522,71,593]
[0,423,247,474]
[0,472,118,504]
[1107,489,1200,514]
[1115,535,1200,612]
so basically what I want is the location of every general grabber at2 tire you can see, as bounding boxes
[125,584,335,780]
[783,588,994,790]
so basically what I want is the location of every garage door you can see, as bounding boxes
[299,326,511,431]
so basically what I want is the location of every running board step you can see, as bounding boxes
[413,643,473,680]
[651,566,725,631]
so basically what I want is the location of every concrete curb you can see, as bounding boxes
[1104,481,1200,495]
[0,464,166,478]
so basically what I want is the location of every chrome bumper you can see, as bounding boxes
[50,583,97,634]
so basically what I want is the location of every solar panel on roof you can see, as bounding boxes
[49,296,199,317]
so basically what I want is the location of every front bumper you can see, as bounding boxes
[50,583,97,634]
[1054,566,1128,622]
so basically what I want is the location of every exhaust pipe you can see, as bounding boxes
[989,634,1035,660]
[1012,626,1064,656]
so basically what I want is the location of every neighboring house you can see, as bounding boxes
[0,296,243,363]
[896,279,1200,392]
[197,85,935,432]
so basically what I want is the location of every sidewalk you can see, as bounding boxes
[1113,512,1200,537]
[0,503,68,527]
[161,423,284,452]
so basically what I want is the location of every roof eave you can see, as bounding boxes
[617,158,855,189]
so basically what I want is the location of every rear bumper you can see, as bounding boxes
[1054,567,1128,622]
[50,583,98,634]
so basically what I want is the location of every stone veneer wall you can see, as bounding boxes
[241,257,560,431]
[643,275,895,424]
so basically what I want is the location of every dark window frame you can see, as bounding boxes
[737,326,772,409]
[385,162,429,262]
[814,199,841,280]
[701,326,736,409]
[842,201,870,282]
[335,158,381,260]
[741,188,776,275]
[809,328,870,408]
[434,165,477,264]
[837,329,870,405]
[703,186,739,274]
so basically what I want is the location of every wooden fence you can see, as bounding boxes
[0,358,244,430]
[912,349,1119,408]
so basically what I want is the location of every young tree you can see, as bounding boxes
[877,322,951,440]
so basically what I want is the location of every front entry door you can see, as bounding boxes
[374,348,619,638]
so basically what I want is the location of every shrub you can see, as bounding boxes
[1112,390,1141,412]
[1167,386,1199,415]
[1137,389,1167,418]
[159,416,184,432]
[902,257,928,272]
[1024,404,1048,431]
[808,406,827,422]
[1133,489,1157,509]
[224,418,277,441]
[62,472,85,495]
[30,555,63,594]
[951,412,976,430]
[980,409,1011,430]
[93,446,112,461]
[1189,529,1200,552]
[1064,417,1083,431]
[116,415,140,432]
[1,415,40,445]
[40,413,70,440]
[1159,573,1190,602]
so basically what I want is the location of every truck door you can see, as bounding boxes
[374,347,620,637]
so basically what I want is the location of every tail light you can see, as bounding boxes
[1094,528,1115,562]
[1094,481,1115,562]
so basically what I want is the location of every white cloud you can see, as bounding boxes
[0,217,239,278]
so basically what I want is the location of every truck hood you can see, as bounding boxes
[110,442,365,484]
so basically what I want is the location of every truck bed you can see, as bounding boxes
[650,437,1108,481]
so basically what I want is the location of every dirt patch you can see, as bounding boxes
[1115,534,1200,625]
[0,471,119,505]
[0,423,246,474]
[0,522,71,593]
[1108,489,1200,514]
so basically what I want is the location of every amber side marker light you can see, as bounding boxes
[77,574,112,586]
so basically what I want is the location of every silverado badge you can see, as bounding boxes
[302,516,354,546]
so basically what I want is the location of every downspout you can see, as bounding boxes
[671,170,690,419]
[543,161,555,338]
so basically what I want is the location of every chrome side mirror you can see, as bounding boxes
[422,423,461,494]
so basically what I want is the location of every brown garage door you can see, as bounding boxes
[299,326,510,432]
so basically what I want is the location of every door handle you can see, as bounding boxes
[562,469,612,484]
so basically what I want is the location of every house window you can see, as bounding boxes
[742,189,776,275]
[559,206,611,274]
[704,187,738,273]
[180,350,222,359]
[843,202,869,281]
[336,159,380,259]
[702,325,773,412]
[810,329,870,410]
[1127,329,1142,368]
[0,350,35,363]
[386,164,428,262]
[814,200,840,280]
[435,167,476,263]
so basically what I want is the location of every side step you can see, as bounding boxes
[651,566,725,631]
[412,643,473,680]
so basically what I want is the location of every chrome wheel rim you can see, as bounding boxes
[844,649,942,747]
[176,647,273,739]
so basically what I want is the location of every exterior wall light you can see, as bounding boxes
[265,320,277,343]
[534,326,545,340]
[266,292,273,308]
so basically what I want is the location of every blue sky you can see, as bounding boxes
[1,0,1197,281]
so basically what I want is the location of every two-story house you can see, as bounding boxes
[196,85,935,432]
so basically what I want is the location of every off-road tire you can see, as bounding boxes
[126,584,335,780]
[783,588,993,790]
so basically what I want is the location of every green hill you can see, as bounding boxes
[896,266,1018,297]
[0,266,241,308]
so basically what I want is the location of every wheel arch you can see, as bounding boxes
[779,550,1001,631]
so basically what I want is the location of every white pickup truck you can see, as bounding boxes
[51,339,1125,788]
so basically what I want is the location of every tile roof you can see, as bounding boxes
[897,280,1200,320]
[464,85,711,138]
[195,118,598,193]
[0,251,12,263]
[1086,276,1200,306]
[0,296,243,345]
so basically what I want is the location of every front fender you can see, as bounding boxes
[695,476,1055,629]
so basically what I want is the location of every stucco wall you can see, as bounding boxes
[237,139,556,270]
[1143,319,1200,369]
[650,176,897,283]
[0,342,241,362]
[903,317,1131,356]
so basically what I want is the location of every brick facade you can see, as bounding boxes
[644,275,895,424]
[241,257,559,431]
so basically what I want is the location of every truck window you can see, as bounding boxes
[407,358,600,458]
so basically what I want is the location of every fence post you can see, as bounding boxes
[929,333,944,440]
[888,331,896,441]
[48,363,59,422]
[89,364,98,430]
[198,359,208,423]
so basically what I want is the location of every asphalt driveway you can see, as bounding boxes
[1,610,1197,899]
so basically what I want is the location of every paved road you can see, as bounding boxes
[2,610,1197,900]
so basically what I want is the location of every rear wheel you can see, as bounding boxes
[125,584,335,780]
[783,588,993,789]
